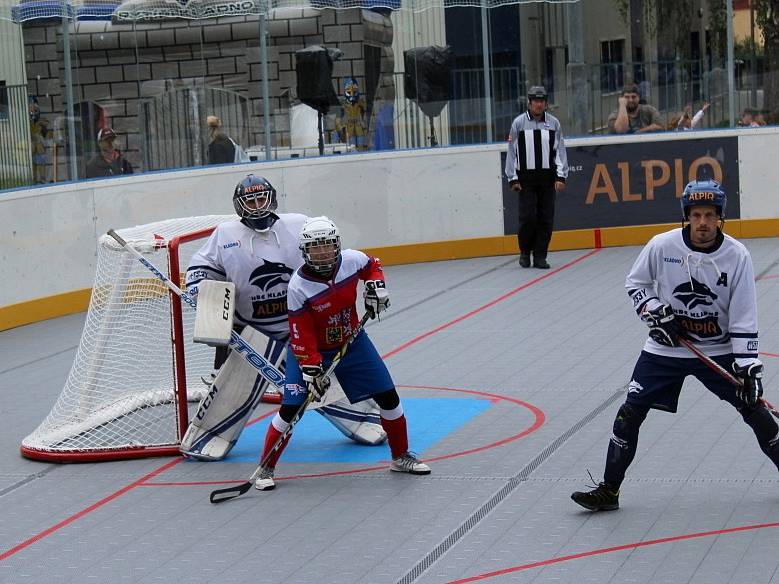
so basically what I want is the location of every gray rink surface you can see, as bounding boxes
[0,240,778,584]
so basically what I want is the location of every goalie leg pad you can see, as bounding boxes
[316,398,388,445]
[181,327,286,460]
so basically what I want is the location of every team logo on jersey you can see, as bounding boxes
[222,241,241,249]
[672,276,717,310]
[248,260,294,320]
[326,326,344,344]
[249,260,293,293]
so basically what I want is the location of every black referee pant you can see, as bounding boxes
[517,182,556,258]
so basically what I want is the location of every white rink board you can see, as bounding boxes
[2,129,779,308]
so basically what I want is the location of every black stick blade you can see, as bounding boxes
[209,481,252,504]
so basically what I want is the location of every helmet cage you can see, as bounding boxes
[233,176,278,232]
[681,179,727,220]
[299,217,341,275]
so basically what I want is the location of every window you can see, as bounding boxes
[600,40,624,93]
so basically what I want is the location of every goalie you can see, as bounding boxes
[181,174,387,460]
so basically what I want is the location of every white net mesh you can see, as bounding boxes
[1,0,576,22]
[21,215,234,460]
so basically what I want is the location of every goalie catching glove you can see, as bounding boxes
[733,360,764,407]
[302,364,331,402]
[364,280,390,319]
[641,303,680,347]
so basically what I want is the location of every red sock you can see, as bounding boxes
[381,414,408,459]
[260,423,291,468]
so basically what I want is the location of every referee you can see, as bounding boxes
[504,86,568,269]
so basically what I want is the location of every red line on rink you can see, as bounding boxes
[0,458,182,562]
[1,248,597,562]
[382,249,601,360]
[448,521,779,583]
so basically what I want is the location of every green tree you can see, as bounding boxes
[754,0,779,115]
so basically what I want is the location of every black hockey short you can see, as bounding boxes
[625,350,740,413]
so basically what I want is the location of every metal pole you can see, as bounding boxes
[480,0,493,142]
[61,12,78,180]
[726,0,735,127]
[259,7,272,160]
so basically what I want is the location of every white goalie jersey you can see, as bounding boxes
[186,214,307,339]
[626,227,759,362]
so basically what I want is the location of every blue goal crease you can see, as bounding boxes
[204,397,492,464]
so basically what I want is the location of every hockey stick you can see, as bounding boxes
[209,311,372,504]
[106,229,285,388]
[678,336,779,419]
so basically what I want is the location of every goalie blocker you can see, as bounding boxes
[181,327,386,461]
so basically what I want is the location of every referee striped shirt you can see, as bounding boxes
[505,110,568,185]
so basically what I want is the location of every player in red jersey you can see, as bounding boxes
[254,216,431,490]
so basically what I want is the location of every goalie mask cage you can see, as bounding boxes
[21,215,239,462]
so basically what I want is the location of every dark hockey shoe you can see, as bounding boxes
[571,482,619,511]
[518,254,531,268]
[533,256,550,269]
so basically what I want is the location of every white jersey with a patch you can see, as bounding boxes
[626,227,758,360]
[186,214,307,339]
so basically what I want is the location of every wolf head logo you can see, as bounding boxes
[673,276,717,310]
[249,260,293,293]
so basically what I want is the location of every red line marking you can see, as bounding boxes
[2,247,594,561]
[756,274,779,281]
[448,520,779,583]
[0,458,182,561]
[382,249,601,360]
[594,228,602,249]
[141,385,545,486]
[760,352,779,358]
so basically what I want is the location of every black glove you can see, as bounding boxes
[364,280,390,319]
[301,364,331,402]
[732,360,764,407]
[641,304,680,347]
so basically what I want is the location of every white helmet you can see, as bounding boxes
[299,216,341,275]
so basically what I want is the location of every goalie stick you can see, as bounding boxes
[678,336,779,419]
[209,311,372,504]
[106,229,285,388]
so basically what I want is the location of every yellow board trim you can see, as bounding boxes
[4,218,779,331]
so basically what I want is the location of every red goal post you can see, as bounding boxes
[20,215,278,462]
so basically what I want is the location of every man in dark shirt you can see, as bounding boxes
[85,128,134,178]
[607,85,663,134]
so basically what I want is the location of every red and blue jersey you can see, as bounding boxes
[287,249,384,367]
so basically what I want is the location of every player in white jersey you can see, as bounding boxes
[572,179,778,511]
[180,175,386,460]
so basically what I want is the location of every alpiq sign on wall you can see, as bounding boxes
[502,136,739,234]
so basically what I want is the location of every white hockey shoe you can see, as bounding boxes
[390,452,431,475]
[254,467,276,491]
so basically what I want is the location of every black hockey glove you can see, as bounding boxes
[364,280,390,319]
[732,360,764,407]
[641,304,680,347]
[301,364,331,402]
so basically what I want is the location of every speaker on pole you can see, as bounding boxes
[403,45,453,146]
[295,46,342,154]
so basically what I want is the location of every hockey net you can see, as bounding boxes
[21,215,277,462]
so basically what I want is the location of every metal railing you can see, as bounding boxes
[0,84,33,189]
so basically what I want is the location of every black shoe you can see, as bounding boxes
[533,257,550,269]
[571,482,619,511]
[518,254,531,268]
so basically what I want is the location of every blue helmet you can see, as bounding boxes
[233,175,278,232]
[681,179,726,220]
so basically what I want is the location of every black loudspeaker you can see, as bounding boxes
[403,45,454,119]
[295,46,340,115]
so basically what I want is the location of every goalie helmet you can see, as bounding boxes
[233,175,278,232]
[299,216,341,276]
[681,179,726,220]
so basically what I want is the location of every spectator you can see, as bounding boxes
[85,128,133,178]
[755,111,768,126]
[206,115,236,164]
[738,108,760,128]
[669,101,710,131]
[607,84,664,134]
[28,96,51,184]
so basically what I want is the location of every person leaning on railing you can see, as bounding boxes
[607,84,664,135]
